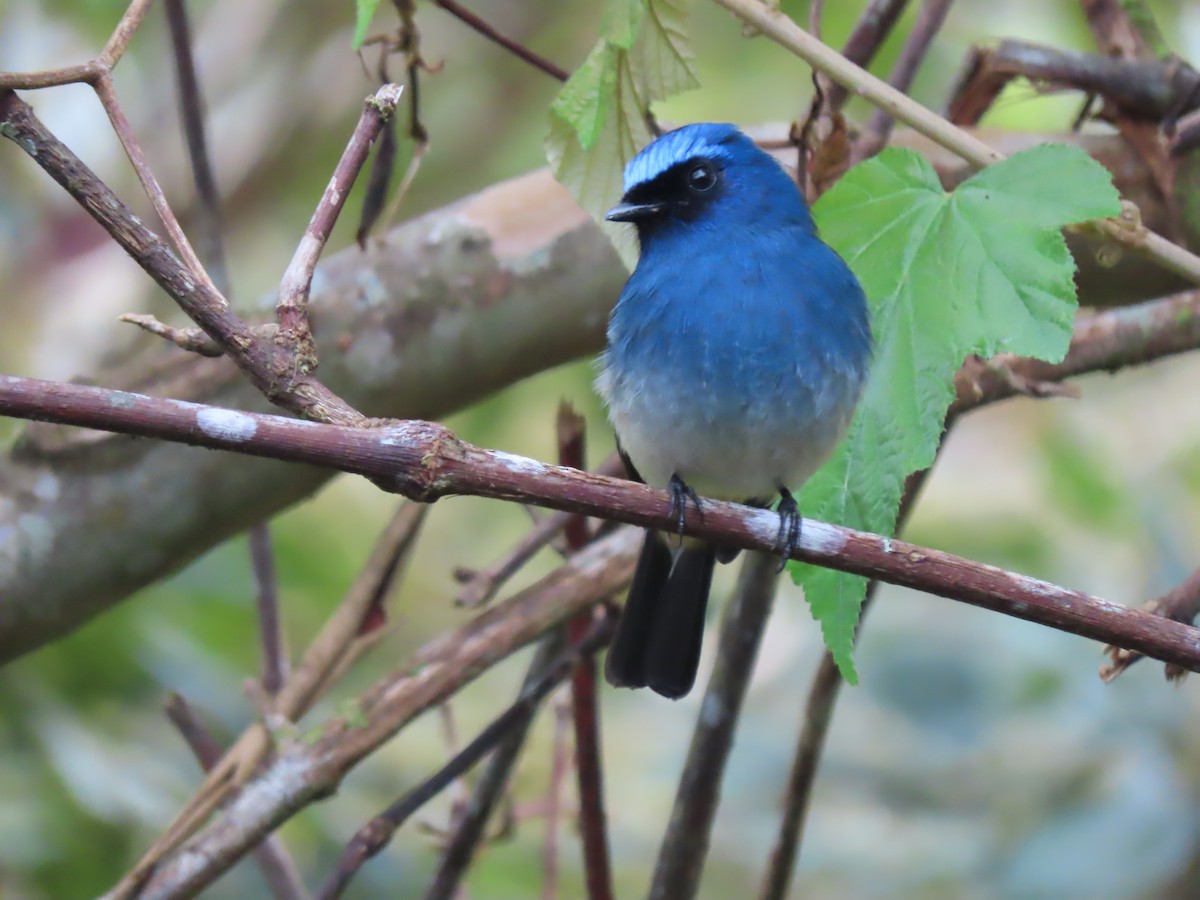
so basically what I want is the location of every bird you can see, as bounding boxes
[597,122,872,700]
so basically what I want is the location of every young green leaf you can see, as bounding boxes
[603,0,647,49]
[550,42,620,151]
[546,0,697,268]
[799,143,1122,683]
[353,0,382,50]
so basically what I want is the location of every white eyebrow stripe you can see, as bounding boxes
[623,128,737,192]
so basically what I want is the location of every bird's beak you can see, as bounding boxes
[605,201,665,222]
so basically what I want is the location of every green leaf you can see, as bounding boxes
[799,143,1122,683]
[550,41,620,150]
[603,0,646,49]
[546,0,698,268]
[353,0,382,50]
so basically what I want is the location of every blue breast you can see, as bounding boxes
[604,221,870,437]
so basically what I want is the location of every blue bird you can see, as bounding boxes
[598,123,872,699]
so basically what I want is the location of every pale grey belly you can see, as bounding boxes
[602,374,856,501]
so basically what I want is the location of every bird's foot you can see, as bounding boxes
[775,487,802,572]
[668,474,704,538]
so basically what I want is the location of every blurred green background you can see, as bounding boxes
[3,1,1200,897]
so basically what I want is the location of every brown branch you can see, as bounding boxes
[455,454,623,608]
[757,464,934,899]
[0,0,152,88]
[1103,566,1200,681]
[649,553,780,899]
[0,89,366,426]
[123,530,637,899]
[424,633,568,899]
[0,0,214,290]
[165,0,230,293]
[1079,0,1180,222]
[949,289,1200,416]
[117,501,429,894]
[3,372,1200,676]
[556,404,614,900]
[116,313,227,356]
[316,620,611,900]
[825,0,912,111]
[945,39,1197,127]
[856,0,955,160]
[758,649,842,900]
[249,523,288,696]
[1080,0,1167,61]
[163,694,310,900]
[430,0,568,81]
[542,696,571,900]
[276,84,404,370]
[711,0,1200,285]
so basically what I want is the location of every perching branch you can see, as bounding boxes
[4,374,1200,678]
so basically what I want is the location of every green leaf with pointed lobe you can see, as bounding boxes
[800,144,1121,683]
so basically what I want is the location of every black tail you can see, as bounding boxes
[605,531,716,699]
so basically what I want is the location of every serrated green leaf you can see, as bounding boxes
[629,0,696,97]
[603,0,646,49]
[546,0,698,268]
[353,0,382,50]
[798,143,1122,683]
[551,41,620,150]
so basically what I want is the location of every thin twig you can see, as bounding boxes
[757,649,842,900]
[315,617,615,900]
[0,90,367,426]
[113,502,427,895]
[430,0,568,81]
[649,553,780,899]
[0,0,153,88]
[556,403,614,900]
[826,0,913,111]
[456,453,623,608]
[425,633,568,899]
[249,523,288,696]
[709,0,1200,286]
[164,0,230,292]
[757,464,933,899]
[857,0,955,160]
[164,694,311,900]
[542,696,572,900]
[95,71,218,298]
[0,0,213,288]
[276,83,404,368]
[117,313,226,356]
[1103,566,1200,681]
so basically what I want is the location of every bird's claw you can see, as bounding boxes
[668,474,703,537]
[775,487,802,572]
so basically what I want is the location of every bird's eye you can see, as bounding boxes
[687,162,717,194]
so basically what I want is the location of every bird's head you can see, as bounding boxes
[606,123,813,245]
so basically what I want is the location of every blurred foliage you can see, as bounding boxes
[2,1,1200,898]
